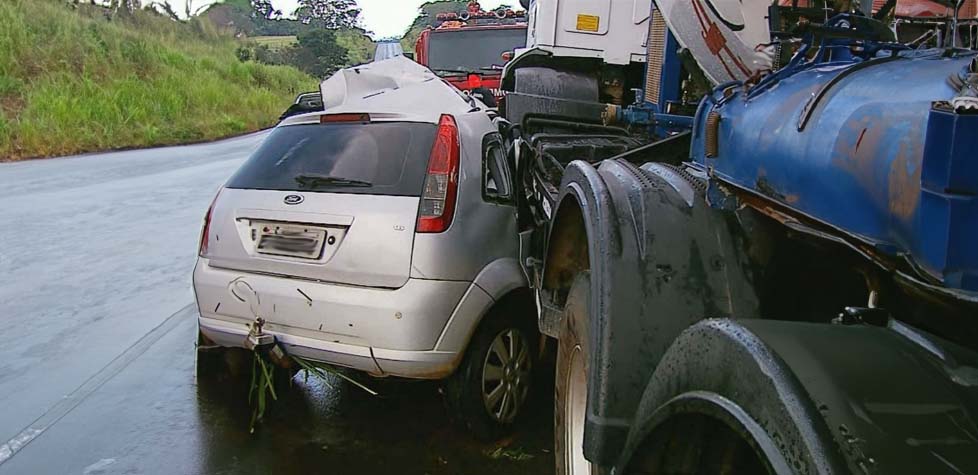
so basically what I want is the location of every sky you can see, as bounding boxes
[182,0,515,39]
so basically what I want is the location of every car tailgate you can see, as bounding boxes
[205,188,418,289]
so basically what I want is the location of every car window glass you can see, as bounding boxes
[226,122,437,197]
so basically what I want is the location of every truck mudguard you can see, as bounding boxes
[619,318,978,474]
[543,157,760,465]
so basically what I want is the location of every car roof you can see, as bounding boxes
[280,56,475,127]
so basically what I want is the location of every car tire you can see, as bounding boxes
[555,272,608,475]
[445,305,537,441]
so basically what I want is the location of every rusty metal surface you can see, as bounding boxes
[693,49,978,291]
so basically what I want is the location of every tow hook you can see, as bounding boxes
[245,317,292,369]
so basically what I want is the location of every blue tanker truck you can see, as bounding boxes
[500,0,978,473]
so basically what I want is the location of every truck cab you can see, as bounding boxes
[414,2,528,104]
[501,1,978,474]
[518,0,652,65]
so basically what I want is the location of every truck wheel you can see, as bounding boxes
[622,411,772,475]
[555,272,607,475]
[617,320,841,475]
[445,308,537,441]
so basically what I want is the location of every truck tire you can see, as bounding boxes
[617,320,845,475]
[555,272,608,475]
[445,306,537,441]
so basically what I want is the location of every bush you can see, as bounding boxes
[0,0,318,160]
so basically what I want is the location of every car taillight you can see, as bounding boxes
[417,115,460,233]
[199,190,221,257]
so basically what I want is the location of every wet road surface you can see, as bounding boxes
[0,136,553,474]
[374,42,404,61]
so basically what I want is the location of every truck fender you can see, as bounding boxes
[618,318,978,475]
[542,158,761,465]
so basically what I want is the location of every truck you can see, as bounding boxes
[500,0,978,473]
[414,1,528,105]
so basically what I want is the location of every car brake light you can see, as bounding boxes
[199,189,221,257]
[417,115,460,233]
[321,113,370,124]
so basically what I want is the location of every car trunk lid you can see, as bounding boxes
[202,120,438,289]
[206,189,419,288]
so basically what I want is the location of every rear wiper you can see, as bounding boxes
[294,174,373,188]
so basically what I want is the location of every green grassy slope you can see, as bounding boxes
[336,29,377,66]
[252,35,298,50]
[0,0,318,161]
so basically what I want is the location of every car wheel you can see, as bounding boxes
[555,272,607,475]
[445,307,537,440]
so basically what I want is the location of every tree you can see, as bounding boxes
[150,0,209,21]
[294,0,361,28]
[400,1,469,52]
[294,29,349,78]
[107,0,140,15]
[250,0,282,20]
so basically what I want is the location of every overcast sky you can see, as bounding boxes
[182,0,514,39]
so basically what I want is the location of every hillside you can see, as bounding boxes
[204,2,376,66]
[0,0,318,161]
[336,29,377,65]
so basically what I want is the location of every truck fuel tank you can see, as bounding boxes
[693,50,978,292]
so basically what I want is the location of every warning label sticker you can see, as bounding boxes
[576,14,600,32]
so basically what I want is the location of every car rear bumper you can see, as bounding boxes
[194,260,492,379]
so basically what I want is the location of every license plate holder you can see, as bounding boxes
[254,221,327,259]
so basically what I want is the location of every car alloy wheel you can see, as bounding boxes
[482,328,532,423]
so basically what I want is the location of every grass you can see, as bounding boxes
[252,35,298,50]
[336,29,377,65]
[0,0,319,161]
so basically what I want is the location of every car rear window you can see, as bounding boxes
[226,122,437,196]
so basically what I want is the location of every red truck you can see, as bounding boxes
[415,1,527,105]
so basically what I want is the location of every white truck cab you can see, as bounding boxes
[518,0,652,65]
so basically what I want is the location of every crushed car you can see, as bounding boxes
[194,56,538,438]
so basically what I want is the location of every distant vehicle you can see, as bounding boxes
[374,41,404,61]
[194,57,537,439]
[415,1,527,106]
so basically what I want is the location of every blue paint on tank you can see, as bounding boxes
[690,49,978,291]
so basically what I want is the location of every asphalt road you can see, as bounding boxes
[374,42,405,61]
[0,135,552,474]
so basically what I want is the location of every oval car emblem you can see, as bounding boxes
[284,194,304,205]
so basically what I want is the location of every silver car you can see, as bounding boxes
[193,57,536,438]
